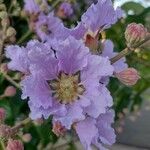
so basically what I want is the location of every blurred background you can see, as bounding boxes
[0,0,150,149]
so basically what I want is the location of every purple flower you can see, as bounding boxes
[101,40,128,73]
[75,110,116,150]
[81,0,123,36]
[24,0,49,14]
[6,37,114,129]
[35,13,68,41]
[57,2,73,18]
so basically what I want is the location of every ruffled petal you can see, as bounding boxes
[56,36,89,74]
[54,102,85,129]
[5,45,29,73]
[75,118,98,150]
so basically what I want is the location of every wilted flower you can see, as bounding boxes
[6,139,24,150]
[52,121,66,137]
[115,68,140,86]
[0,108,6,123]
[56,2,73,19]
[4,86,16,97]
[6,37,114,130]
[125,23,147,47]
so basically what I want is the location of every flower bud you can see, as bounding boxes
[52,121,66,137]
[0,125,12,139]
[0,11,7,19]
[6,27,16,38]
[6,139,24,150]
[0,108,6,123]
[4,86,16,97]
[115,68,140,86]
[0,63,8,73]
[1,17,10,27]
[125,23,147,47]
[0,4,6,11]
[22,133,32,143]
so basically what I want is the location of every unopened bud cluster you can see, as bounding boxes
[0,2,16,44]
[125,23,147,48]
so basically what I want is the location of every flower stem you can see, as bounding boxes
[0,140,5,150]
[2,73,21,89]
[11,117,31,134]
[110,36,150,64]
[17,30,32,44]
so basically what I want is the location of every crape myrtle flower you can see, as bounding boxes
[35,13,68,41]
[6,36,114,130]
[35,14,86,42]
[57,2,74,19]
[75,110,116,150]
[80,0,123,50]
[24,0,49,14]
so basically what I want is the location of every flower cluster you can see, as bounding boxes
[6,0,135,150]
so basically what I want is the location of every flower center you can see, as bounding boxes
[49,72,85,104]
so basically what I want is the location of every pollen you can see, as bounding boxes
[49,72,85,104]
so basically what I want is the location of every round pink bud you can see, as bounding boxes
[0,63,8,73]
[6,139,24,150]
[125,23,147,47]
[22,133,32,143]
[115,68,140,86]
[52,121,66,137]
[4,86,16,97]
[0,108,6,123]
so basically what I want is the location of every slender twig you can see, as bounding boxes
[17,30,32,44]
[110,36,150,64]
[2,73,21,89]
[0,140,5,150]
[11,117,31,134]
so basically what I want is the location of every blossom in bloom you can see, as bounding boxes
[75,110,116,150]
[81,0,123,39]
[35,13,68,41]
[125,23,147,47]
[6,37,114,130]
[57,2,73,19]
[24,0,49,14]
[6,139,24,150]
[115,68,140,86]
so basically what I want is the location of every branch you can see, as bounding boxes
[110,36,150,64]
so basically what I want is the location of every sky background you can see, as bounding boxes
[114,0,150,8]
